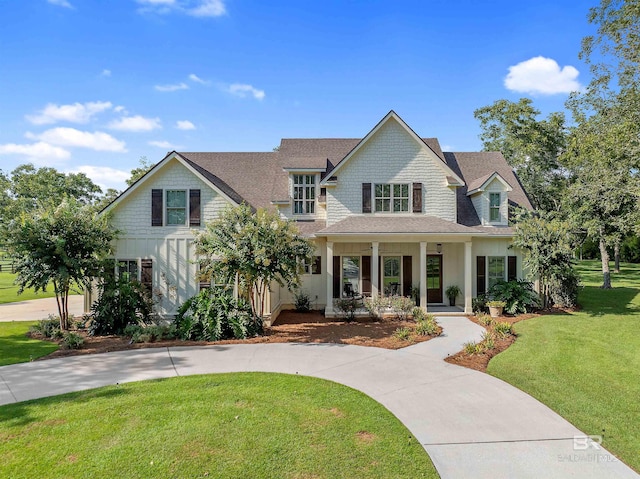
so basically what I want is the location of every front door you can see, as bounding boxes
[426,255,443,303]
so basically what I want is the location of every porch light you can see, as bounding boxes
[436,243,442,254]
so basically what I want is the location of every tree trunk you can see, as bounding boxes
[599,238,612,289]
[614,240,620,273]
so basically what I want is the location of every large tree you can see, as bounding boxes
[194,204,314,319]
[474,98,567,212]
[6,198,118,330]
[126,156,155,187]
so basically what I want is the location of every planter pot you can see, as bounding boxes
[489,306,504,318]
[448,298,456,307]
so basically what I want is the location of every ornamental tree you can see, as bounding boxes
[194,204,314,320]
[7,197,118,330]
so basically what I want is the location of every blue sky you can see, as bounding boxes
[0,0,595,191]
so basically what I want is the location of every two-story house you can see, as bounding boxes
[100,111,533,322]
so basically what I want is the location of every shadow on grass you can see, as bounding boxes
[0,331,58,367]
[578,286,640,317]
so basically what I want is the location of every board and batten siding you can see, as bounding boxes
[326,118,457,226]
[110,157,234,315]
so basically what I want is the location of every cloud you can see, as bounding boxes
[108,115,162,132]
[101,69,111,77]
[188,73,208,84]
[0,142,71,161]
[176,120,196,130]
[27,128,127,152]
[69,165,131,191]
[149,140,180,149]
[27,101,113,125]
[227,83,265,100]
[48,0,73,8]
[136,0,226,18]
[154,82,189,92]
[504,56,581,95]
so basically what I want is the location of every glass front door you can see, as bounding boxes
[383,256,401,296]
[426,255,443,303]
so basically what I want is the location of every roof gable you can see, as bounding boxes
[466,172,513,196]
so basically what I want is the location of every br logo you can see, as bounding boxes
[573,435,603,450]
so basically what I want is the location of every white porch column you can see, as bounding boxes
[420,241,427,311]
[464,241,473,313]
[326,241,334,314]
[371,241,379,297]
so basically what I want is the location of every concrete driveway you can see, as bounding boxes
[0,316,637,479]
[0,295,84,322]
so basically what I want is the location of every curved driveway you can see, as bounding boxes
[0,316,637,479]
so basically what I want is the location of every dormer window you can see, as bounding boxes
[375,183,409,212]
[293,174,316,214]
[489,193,501,222]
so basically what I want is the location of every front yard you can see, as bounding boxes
[488,260,640,473]
[0,322,58,366]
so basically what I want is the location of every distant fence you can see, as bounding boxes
[0,249,15,273]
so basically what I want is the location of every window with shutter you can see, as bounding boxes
[362,183,372,213]
[412,183,422,213]
[151,190,163,226]
[189,189,201,226]
[477,256,486,295]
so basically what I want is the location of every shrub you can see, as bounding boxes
[548,268,581,308]
[335,297,359,322]
[493,321,513,338]
[30,316,62,339]
[481,331,496,350]
[61,332,84,350]
[390,295,415,320]
[175,289,260,341]
[463,341,481,354]
[477,313,493,326]
[488,280,540,314]
[293,289,312,312]
[472,295,487,314]
[415,318,439,336]
[89,277,153,336]
[393,327,413,341]
[412,307,425,322]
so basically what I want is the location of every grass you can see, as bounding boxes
[0,373,438,479]
[0,272,57,304]
[488,260,640,473]
[0,321,58,366]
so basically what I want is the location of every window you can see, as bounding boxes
[293,174,316,214]
[116,260,139,282]
[301,256,321,275]
[489,193,501,222]
[166,190,187,225]
[488,256,505,289]
[342,256,360,297]
[375,184,409,212]
[383,256,401,296]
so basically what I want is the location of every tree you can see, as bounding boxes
[474,98,567,212]
[126,156,154,187]
[194,204,314,319]
[511,211,579,308]
[6,198,118,330]
[94,188,121,212]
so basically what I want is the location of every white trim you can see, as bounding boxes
[466,172,513,196]
[283,167,326,173]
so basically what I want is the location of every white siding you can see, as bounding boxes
[471,177,509,226]
[472,238,525,296]
[326,118,457,225]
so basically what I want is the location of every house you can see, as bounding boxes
[99,111,533,322]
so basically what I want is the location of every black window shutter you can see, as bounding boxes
[477,256,486,295]
[151,189,163,226]
[362,183,372,213]
[412,183,423,213]
[312,256,321,275]
[189,189,201,226]
[403,256,412,297]
[333,256,341,298]
[361,256,371,295]
[508,256,517,281]
[140,259,153,292]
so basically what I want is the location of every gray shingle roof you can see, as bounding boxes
[317,216,484,235]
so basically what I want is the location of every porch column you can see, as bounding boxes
[464,241,472,313]
[326,241,334,314]
[371,241,379,297]
[420,241,427,311]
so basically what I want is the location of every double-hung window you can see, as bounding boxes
[166,190,187,225]
[489,193,501,222]
[293,175,316,214]
[117,260,139,282]
[375,184,409,212]
[488,256,505,289]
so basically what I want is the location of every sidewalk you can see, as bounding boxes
[0,295,84,322]
[0,316,637,479]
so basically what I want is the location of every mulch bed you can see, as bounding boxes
[36,310,440,360]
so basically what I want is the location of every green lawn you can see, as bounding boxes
[0,373,438,479]
[0,321,58,366]
[0,272,58,304]
[488,260,640,473]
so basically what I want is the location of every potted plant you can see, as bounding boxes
[486,300,506,318]
[445,285,461,307]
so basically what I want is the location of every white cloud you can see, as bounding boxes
[504,56,581,95]
[227,83,265,100]
[101,69,111,77]
[27,128,127,152]
[0,142,71,161]
[114,105,127,113]
[137,0,226,17]
[154,82,189,92]
[108,115,162,132]
[149,140,179,149]
[48,0,73,8]
[176,120,196,130]
[27,101,113,125]
[188,73,208,84]
[69,165,131,191]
